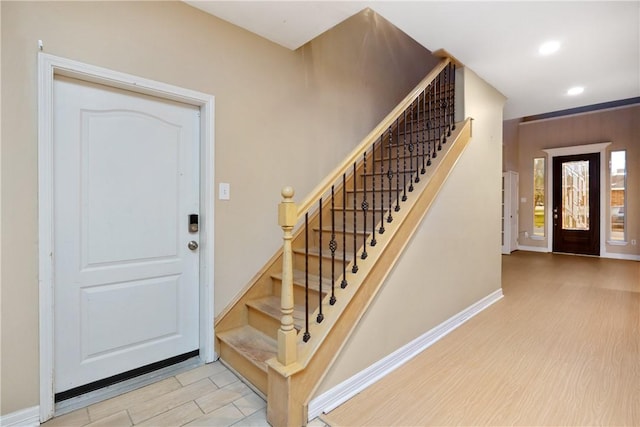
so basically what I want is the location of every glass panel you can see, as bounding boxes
[561,160,589,230]
[610,151,626,241]
[533,158,545,236]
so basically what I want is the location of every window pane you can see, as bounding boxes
[561,161,589,231]
[533,158,545,236]
[610,151,626,241]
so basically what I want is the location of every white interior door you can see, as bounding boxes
[53,75,200,393]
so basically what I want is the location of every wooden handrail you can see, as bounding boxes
[296,57,452,218]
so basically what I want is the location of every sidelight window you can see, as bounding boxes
[533,158,545,236]
[610,151,626,241]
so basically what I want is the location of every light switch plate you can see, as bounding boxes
[219,183,230,200]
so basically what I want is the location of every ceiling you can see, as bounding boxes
[186,1,640,120]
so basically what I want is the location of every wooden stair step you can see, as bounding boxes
[217,325,276,373]
[272,269,331,294]
[347,187,401,193]
[314,225,369,235]
[294,246,354,262]
[246,295,305,332]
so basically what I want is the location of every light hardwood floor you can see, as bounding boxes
[323,251,640,426]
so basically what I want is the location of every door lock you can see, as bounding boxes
[189,214,199,233]
[188,241,199,251]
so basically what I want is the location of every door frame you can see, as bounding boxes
[37,53,216,421]
[543,142,610,256]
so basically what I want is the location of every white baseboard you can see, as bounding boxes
[516,245,640,261]
[516,245,549,253]
[602,252,640,261]
[0,406,40,426]
[308,288,504,420]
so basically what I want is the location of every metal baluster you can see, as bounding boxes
[414,97,421,183]
[317,199,324,323]
[329,186,336,305]
[395,118,400,212]
[361,152,369,259]
[432,78,438,160]
[402,111,408,202]
[303,213,310,342]
[422,88,429,172]
[386,127,394,223]
[371,139,378,245]
[341,173,347,288]
[443,64,450,140]
[352,162,358,273]
[451,63,456,131]
[378,134,386,234]
[409,103,415,190]
[437,71,443,152]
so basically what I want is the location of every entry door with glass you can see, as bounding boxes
[552,153,600,255]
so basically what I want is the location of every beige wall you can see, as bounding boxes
[516,106,640,256]
[0,1,437,415]
[503,118,520,172]
[315,68,505,396]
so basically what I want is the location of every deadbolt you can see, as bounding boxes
[188,241,199,251]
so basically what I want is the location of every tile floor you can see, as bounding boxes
[43,361,328,426]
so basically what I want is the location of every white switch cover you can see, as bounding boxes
[520,197,527,203]
[219,183,230,200]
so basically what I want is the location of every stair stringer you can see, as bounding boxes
[266,118,473,427]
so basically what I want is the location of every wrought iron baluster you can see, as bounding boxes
[422,88,429,172]
[451,63,456,131]
[303,213,310,342]
[437,71,443,151]
[395,118,400,212]
[371,139,378,245]
[386,127,394,223]
[443,64,450,141]
[432,78,438,160]
[341,173,347,288]
[329,186,336,305]
[317,198,324,323]
[378,134,385,234]
[352,162,358,273]
[402,110,408,202]
[413,98,420,184]
[361,152,368,259]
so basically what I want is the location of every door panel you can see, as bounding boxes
[53,76,200,393]
[552,153,600,255]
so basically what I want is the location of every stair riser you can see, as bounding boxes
[352,170,417,190]
[293,252,351,285]
[272,278,325,306]
[344,192,411,211]
[218,342,268,395]
[248,307,292,341]
[325,211,388,231]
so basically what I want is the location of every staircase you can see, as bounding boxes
[214,54,472,426]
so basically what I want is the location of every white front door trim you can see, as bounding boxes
[37,53,215,422]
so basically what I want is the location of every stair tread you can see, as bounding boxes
[246,295,305,331]
[313,225,368,235]
[332,206,386,212]
[294,246,354,261]
[271,269,332,292]
[217,325,276,372]
[347,188,401,193]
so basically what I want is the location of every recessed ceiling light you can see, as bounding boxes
[539,40,560,55]
[567,86,584,96]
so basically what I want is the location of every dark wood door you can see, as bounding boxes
[552,153,600,255]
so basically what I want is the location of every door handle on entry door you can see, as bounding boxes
[188,241,198,251]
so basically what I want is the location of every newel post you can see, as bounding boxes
[278,186,297,365]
